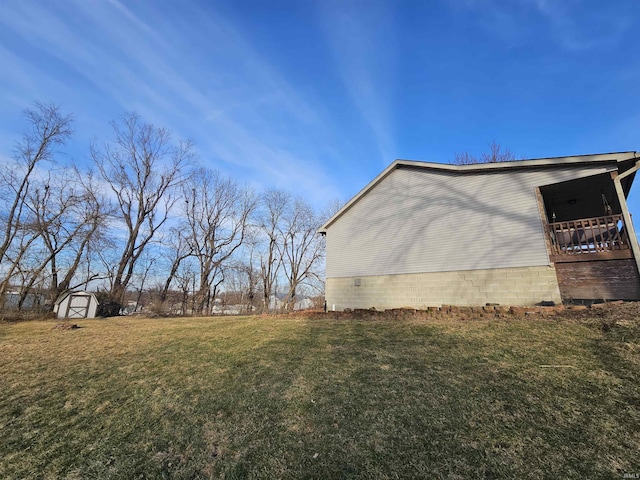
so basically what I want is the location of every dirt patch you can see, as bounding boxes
[52,323,81,330]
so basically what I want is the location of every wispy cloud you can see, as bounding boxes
[452,0,633,51]
[0,0,342,207]
[317,0,396,164]
[530,0,633,51]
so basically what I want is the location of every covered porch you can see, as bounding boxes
[547,214,631,261]
[538,169,640,301]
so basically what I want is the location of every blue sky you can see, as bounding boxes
[1,0,639,213]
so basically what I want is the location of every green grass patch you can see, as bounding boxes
[1,310,640,479]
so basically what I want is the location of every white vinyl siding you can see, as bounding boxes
[326,165,612,278]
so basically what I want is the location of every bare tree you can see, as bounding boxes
[50,169,113,297]
[157,226,193,305]
[183,168,256,315]
[176,260,198,315]
[14,167,110,308]
[453,141,515,165]
[0,103,72,303]
[279,197,325,311]
[241,236,260,312]
[131,250,157,313]
[256,189,289,312]
[91,112,194,308]
[230,232,261,313]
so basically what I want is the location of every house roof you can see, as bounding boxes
[319,151,639,233]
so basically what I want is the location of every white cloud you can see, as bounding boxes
[0,0,343,208]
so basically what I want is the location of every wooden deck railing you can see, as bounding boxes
[548,214,630,256]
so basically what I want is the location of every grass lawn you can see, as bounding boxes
[1,308,639,479]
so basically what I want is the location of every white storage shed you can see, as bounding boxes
[53,291,100,319]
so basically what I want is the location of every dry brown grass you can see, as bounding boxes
[1,307,640,478]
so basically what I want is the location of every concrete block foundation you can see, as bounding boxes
[326,266,562,311]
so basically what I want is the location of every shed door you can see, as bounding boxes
[66,294,91,318]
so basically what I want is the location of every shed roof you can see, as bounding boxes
[319,151,639,233]
[53,291,99,306]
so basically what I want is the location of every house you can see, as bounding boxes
[53,291,100,319]
[268,294,315,311]
[3,290,46,311]
[319,152,640,310]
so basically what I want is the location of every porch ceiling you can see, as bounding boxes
[539,173,620,222]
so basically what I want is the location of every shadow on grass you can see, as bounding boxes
[2,316,639,479]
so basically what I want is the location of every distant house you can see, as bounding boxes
[269,294,315,311]
[3,290,46,311]
[53,291,99,319]
[319,152,640,309]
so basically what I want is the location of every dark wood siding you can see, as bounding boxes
[555,259,640,301]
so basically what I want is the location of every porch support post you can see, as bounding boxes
[534,187,555,262]
[612,162,640,276]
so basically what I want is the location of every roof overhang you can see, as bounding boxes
[53,290,98,305]
[318,151,639,233]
